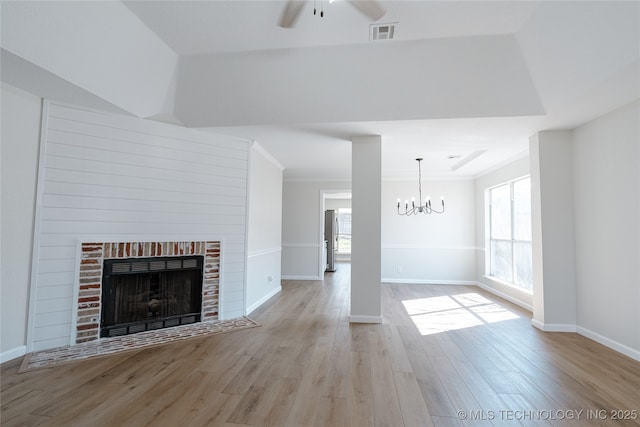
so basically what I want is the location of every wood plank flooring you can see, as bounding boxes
[2,263,639,426]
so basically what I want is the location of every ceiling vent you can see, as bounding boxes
[370,23,397,42]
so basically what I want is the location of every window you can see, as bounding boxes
[336,208,351,254]
[488,177,532,290]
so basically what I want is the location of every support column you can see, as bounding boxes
[350,135,382,323]
[530,130,576,331]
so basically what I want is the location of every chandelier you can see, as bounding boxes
[396,158,445,215]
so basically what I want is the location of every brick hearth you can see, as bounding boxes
[76,241,220,343]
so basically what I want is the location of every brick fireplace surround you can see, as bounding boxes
[77,241,220,344]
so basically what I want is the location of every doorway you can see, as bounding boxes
[319,190,351,277]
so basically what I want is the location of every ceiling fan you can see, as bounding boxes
[278,0,386,28]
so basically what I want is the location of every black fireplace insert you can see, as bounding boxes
[100,255,203,338]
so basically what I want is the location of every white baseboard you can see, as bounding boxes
[530,319,544,330]
[531,319,577,332]
[530,320,640,361]
[382,278,477,286]
[246,286,282,315]
[282,275,323,281]
[577,326,640,362]
[349,315,382,324]
[474,281,533,312]
[1,345,26,364]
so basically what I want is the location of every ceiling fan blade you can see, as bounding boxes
[278,0,306,28]
[348,0,386,21]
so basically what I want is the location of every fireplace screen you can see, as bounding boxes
[101,256,203,337]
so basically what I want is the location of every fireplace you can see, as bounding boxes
[76,241,220,344]
[100,255,203,338]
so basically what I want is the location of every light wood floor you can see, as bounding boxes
[2,263,639,426]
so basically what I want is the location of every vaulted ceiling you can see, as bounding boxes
[2,1,638,180]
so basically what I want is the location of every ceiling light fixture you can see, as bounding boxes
[279,0,385,28]
[396,158,445,215]
[313,0,324,18]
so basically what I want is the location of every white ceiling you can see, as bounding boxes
[209,116,541,181]
[122,1,545,179]
[16,1,640,181]
[123,1,539,55]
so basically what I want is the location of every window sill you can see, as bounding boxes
[482,275,533,295]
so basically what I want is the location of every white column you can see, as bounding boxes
[350,135,382,323]
[530,130,576,331]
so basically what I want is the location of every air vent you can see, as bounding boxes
[112,263,131,273]
[183,259,198,269]
[167,260,182,269]
[370,23,397,42]
[105,256,203,276]
[131,262,149,272]
[149,261,166,270]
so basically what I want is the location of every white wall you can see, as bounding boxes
[282,180,351,279]
[474,156,532,309]
[572,100,639,357]
[176,35,543,127]
[530,131,576,328]
[0,83,42,362]
[0,88,284,358]
[246,145,283,314]
[350,136,382,323]
[383,179,475,283]
[515,1,640,124]
[1,1,178,118]
[27,102,250,352]
[281,178,475,283]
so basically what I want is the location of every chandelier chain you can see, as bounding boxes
[417,159,422,207]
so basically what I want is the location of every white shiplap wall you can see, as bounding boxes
[29,102,250,352]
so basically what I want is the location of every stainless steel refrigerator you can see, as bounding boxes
[324,210,338,272]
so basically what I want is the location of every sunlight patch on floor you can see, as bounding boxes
[402,292,519,336]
